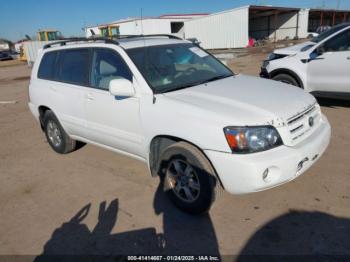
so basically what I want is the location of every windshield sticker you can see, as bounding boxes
[189,47,208,58]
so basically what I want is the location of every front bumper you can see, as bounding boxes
[28,102,40,121]
[205,115,331,194]
[260,66,270,78]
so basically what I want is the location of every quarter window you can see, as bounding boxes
[57,49,89,86]
[38,51,58,80]
[90,49,132,90]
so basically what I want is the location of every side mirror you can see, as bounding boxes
[309,51,318,60]
[309,46,324,60]
[109,78,135,97]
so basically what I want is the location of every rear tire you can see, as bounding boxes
[158,142,221,214]
[43,110,76,154]
[272,73,300,87]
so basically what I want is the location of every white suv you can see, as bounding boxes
[261,23,350,99]
[29,35,331,214]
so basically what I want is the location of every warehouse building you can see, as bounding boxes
[184,5,309,49]
[307,8,350,32]
[84,5,350,50]
[185,5,350,49]
[85,14,207,39]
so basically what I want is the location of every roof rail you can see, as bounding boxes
[43,37,119,49]
[109,34,183,40]
[43,34,183,49]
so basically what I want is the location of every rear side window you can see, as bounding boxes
[57,49,89,86]
[38,51,58,80]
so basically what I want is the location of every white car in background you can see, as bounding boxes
[261,23,350,99]
[29,35,331,214]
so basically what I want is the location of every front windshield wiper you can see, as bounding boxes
[159,74,233,94]
[196,74,233,85]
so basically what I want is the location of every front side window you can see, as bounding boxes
[100,28,108,37]
[47,32,58,41]
[322,29,350,52]
[90,48,132,90]
[38,51,58,80]
[110,27,120,36]
[39,32,46,41]
[126,43,233,93]
[57,49,89,86]
[312,24,349,43]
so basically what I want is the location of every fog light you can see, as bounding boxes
[263,168,269,181]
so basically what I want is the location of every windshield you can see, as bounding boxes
[312,24,349,43]
[126,43,233,93]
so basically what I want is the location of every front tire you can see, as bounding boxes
[272,73,300,87]
[158,142,220,214]
[43,110,76,154]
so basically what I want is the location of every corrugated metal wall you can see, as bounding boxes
[298,9,309,38]
[250,12,300,40]
[184,6,249,49]
[85,18,184,38]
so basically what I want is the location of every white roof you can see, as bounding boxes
[118,37,188,49]
[41,37,190,52]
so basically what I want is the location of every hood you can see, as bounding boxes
[274,41,315,55]
[163,75,316,127]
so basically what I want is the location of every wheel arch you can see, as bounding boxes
[38,105,52,130]
[269,68,304,89]
[148,135,224,188]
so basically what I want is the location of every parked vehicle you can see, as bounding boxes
[307,32,319,38]
[0,51,13,61]
[261,23,350,99]
[28,35,331,214]
[316,25,332,34]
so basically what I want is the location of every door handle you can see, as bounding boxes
[85,93,94,100]
[347,57,350,60]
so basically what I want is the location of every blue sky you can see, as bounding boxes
[1,0,349,41]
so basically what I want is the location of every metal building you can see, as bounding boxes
[184,5,309,49]
[85,14,207,39]
[307,8,350,32]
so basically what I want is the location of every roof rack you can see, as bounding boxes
[43,37,119,49]
[43,34,183,49]
[114,34,183,40]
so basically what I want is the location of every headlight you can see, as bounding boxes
[267,53,277,60]
[266,53,288,61]
[223,126,283,153]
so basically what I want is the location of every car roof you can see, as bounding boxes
[42,36,191,52]
[118,37,189,49]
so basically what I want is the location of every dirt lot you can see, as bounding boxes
[0,55,349,259]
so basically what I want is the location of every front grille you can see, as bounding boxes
[287,103,321,143]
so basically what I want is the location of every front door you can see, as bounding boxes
[307,29,350,93]
[84,48,143,157]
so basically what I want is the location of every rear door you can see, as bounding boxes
[307,29,350,93]
[49,48,90,136]
[84,47,143,156]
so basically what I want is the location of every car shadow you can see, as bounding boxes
[237,210,350,262]
[316,97,350,108]
[34,182,219,261]
[34,199,160,262]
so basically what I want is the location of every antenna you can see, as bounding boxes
[337,0,341,9]
[140,8,144,35]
